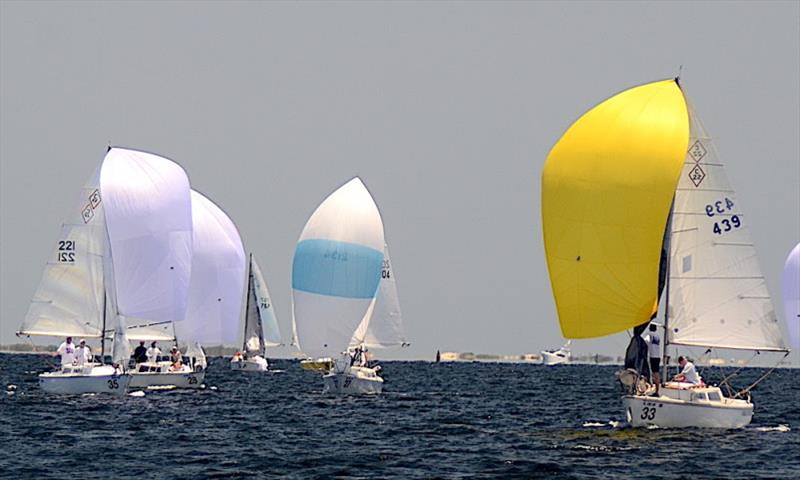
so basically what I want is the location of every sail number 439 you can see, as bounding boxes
[705,198,741,235]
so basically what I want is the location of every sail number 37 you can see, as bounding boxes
[705,198,741,236]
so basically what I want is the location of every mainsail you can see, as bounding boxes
[243,255,281,355]
[782,243,800,350]
[351,244,407,348]
[667,106,786,352]
[542,79,689,338]
[175,190,246,347]
[19,165,107,338]
[292,177,385,359]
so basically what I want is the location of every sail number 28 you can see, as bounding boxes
[705,198,741,236]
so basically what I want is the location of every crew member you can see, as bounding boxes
[674,356,702,385]
[53,336,76,367]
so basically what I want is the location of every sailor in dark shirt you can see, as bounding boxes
[132,341,148,364]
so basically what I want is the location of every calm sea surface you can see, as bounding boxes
[1,354,798,479]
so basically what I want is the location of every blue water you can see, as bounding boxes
[1,354,798,479]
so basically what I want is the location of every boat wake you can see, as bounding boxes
[128,390,145,397]
[753,424,791,433]
[582,420,626,429]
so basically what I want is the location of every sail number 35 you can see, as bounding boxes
[705,198,741,236]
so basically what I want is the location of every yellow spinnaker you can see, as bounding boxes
[542,79,689,339]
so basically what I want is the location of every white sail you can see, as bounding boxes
[243,255,280,354]
[175,190,246,347]
[292,177,385,359]
[111,313,131,366]
[783,243,800,350]
[667,106,786,351]
[351,244,407,348]
[19,165,107,338]
[100,148,194,328]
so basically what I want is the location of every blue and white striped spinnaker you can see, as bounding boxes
[291,177,385,359]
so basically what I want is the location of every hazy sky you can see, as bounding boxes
[1,1,798,362]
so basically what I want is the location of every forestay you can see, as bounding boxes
[100,148,194,330]
[667,106,786,352]
[20,165,107,338]
[243,256,281,354]
[351,244,407,348]
[292,177,385,359]
[783,243,800,350]
[175,190,246,347]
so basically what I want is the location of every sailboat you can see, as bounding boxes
[291,177,388,394]
[231,254,282,372]
[346,243,409,364]
[784,243,800,351]
[541,340,571,365]
[542,78,789,428]
[17,147,196,395]
[159,189,248,384]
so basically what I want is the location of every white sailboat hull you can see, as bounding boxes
[322,366,383,395]
[39,365,131,396]
[230,355,269,372]
[128,363,204,389]
[623,387,753,429]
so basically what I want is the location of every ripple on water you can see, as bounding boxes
[0,355,798,479]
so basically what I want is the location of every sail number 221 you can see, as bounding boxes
[705,198,741,236]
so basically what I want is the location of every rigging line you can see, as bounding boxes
[716,351,758,394]
[734,352,790,399]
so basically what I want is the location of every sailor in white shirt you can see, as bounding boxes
[674,356,702,385]
[643,324,662,391]
[75,339,93,366]
[146,341,162,364]
[54,336,76,367]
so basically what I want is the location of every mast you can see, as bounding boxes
[100,287,107,362]
[660,203,675,386]
[243,254,253,352]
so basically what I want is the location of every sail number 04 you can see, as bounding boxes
[705,198,741,235]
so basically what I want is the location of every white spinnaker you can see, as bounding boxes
[243,256,281,353]
[783,243,800,350]
[19,165,107,338]
[100,148,194,328]
[291,178,385,359]
[175,190,246,347]
[667,106,786,351]
[351,244,407,348]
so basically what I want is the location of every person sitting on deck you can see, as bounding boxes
[673,356,702,385]
[169,346,183,371]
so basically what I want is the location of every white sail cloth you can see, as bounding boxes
[351,244,407,348]
[292,178,385,359]
[667,107,786,351]
[783,243,800,350]
[100,148,194,327]
[20,165,107,338]
[243,256,281,354]
[175,190,246,346]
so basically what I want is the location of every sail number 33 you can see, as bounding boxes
[705,198,741,236]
